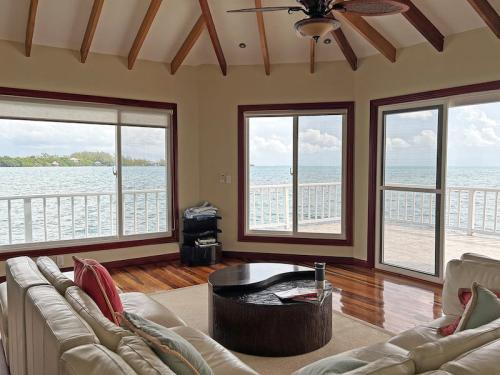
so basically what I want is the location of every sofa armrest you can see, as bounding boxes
[26,285,99,375]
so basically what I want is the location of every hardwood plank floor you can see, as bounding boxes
[110,257,443,334]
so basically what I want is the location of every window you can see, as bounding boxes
[370,83,500,282]
[0,92,177,252]
[238,103,354,245]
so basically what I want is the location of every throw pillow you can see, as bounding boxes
[119,311,213,375]
[456,282,500,332]
[438,286,500,336]
[73,256,123,324]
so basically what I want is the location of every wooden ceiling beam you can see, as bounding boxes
[331,28,357,71]
[170,15,205,75]
[255,0,271,75]
[81,0,105,63]
[198,0,227,76]
[399,0,444,51]
[310,40,316,74]
[467,0,500,38]
[25,0,39,57]
[128,0,163,70]
[335,12,397,62]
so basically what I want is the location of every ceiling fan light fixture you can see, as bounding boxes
[294,18,340,40]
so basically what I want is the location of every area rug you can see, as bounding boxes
[149,284,394,375]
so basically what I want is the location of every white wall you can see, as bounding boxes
[1,27,500,275]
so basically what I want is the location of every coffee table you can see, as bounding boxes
[208,263,332,357]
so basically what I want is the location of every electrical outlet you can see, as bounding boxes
[225,175,232,184]
[219,173,226,184]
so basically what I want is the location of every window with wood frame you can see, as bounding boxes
[0,89,178,254]
[238,102,354,246]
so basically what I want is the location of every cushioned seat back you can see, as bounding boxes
[25,285,99,375]
[65,286,133,351]
[6,257,50,375]
[60,344,137,375]
[442,259,500,316]
[36,257,75,295]
[440,338,500,374]
[409,317,500,373]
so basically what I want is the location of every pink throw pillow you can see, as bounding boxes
[73,256,123,324]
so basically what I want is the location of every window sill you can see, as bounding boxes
[0,234,178,261]
[238,234,352,246]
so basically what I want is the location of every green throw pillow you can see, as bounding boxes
[295,356,368,375]
[120,311,213,375]
[457,282,500,331]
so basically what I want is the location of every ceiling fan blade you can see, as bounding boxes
[333,0,409,16]
[227,6,302,13]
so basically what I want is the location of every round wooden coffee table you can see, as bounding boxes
[208,263,332,357]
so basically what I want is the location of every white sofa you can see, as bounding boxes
[0,256,258,375]
[294,253,500,375]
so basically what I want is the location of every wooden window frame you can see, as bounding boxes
[238,102,355,246]
[367,80,500,270]
[0,87,179,261]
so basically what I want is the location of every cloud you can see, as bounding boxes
[462,125,500,147]
[299,129,341,153]
[461,107,498,128]
[386,137,410,150]
[413,130,437,147]
[397,111,434,120]
[251,135,291,154]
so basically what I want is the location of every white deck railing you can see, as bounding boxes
[0,189,166,245]
[249,183,500,235]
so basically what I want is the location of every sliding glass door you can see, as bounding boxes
[378,106,444,276]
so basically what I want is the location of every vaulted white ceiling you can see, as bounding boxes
[0,0,498,68]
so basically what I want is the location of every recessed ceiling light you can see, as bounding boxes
[324,38,332,45]
[239,43,247,49]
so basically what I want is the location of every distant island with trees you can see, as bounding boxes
[0,151,165,167]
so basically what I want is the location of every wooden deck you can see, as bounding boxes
[295,222,500,274]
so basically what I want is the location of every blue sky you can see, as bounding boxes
[248,102,500,167]
[1,101,499,167]
[0,119,166,161]
[249,115,343,166]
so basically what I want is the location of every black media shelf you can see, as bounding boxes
[181,216,222,266]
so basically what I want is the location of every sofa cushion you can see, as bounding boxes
[170,326,260,375]
[440,338,500,375]
[25,285,99,375]
[343,356,414,375]
[409,316,500,373]
[36,256,75,295]
[293,356,367,375]
[117,336,176,375]
[73,256,124,324]
[460,253,500,265]
[389,315,457,350]
[120,311,213,375]
[121,292,186,328]
[65,286,133,351]
[442,259,500,316]
[0,282,8,365]
[60,344,136,375]
[456,283,500,332]
[6,256,50,375]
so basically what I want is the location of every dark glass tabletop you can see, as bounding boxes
[208,262,315,292]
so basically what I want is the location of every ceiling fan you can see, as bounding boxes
[228,0,410,41]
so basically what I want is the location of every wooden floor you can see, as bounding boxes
[110,257,443,334]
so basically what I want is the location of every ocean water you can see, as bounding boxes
[249,165,500,188]
[1,165,499,245]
